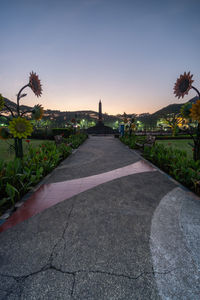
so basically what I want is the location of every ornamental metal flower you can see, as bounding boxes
[9,117,33,139]
[173,72,200,161]
[174,72,194,99]
[190,100,200,122]
[1,72,44,158]
[0,127,10,140]
[32,104,44,120]
[29,71,42,97]
[0,94,5,111]
[131,123,136,129]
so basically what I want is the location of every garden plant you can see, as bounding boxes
[120,134,200,195]
[0,133,88,216]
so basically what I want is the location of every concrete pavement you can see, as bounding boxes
[0,136,200,299]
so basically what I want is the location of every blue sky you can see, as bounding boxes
[1,0,200,114]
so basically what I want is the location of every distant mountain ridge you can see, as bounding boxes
[1,98,120,124]
[3,98,32,112]
[151,96,198,118]
[1,96,199,123]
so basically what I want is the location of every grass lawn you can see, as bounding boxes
[156,139,194,159]
[0,139,54,162]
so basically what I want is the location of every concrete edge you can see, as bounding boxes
[150,187,200,299]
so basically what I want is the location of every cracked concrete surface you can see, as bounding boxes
[21,269,74,299]
[0,199,74,277]
[50,172,175,279]
[72,271,159,299]
[0,136,199,299]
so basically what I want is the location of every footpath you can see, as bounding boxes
[0,136,200,299]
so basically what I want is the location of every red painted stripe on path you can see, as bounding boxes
[0,160,156,233]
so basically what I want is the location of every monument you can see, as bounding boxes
[98,100,103,123]
[87,100,115,134]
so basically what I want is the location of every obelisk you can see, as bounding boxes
[98,100,102,123]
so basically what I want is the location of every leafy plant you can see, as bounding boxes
[5,183,19,205]
[120,135,146,149]
[143,143,200,193]
[0,133,87,215]
[66,133,88,149]
[52,128,73,138]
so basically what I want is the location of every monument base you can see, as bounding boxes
[87,122,116,134]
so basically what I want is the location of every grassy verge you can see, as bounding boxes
[0,139,54,162]
[0,133,88,216]
[120,135,194,159]
[156,139,194,159]
[120,135,200,195]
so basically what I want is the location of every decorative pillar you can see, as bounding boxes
[99,100,102,123]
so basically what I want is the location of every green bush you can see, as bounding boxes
[0,142,72,214]
[31,128,54,140]
[0,133,88,215]
[52,128,73,138]
[120,135,146,149]
[143,143,200,192]
[65,132,88,149]
[120,135,200,195]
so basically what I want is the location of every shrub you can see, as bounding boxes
[31,128,54,140]
[143,143,200,193]
[0,132,88,214]
[52,128,73,138]
[120,135,200,195]
[0,141,73,214]
[65,132,88,149]
[120,135,146,149]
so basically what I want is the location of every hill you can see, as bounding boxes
[152,103,184,118]
[1,96,198,126]
[1,98,120,125]
[151,96,198,118]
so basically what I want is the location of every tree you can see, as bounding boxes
[161,113,183,136]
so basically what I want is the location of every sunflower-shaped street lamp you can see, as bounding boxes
[174,72,200,160]
[0,72,43,158]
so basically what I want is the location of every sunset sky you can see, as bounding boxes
[1,0,200,115]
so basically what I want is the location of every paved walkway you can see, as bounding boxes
[0,136,200,299]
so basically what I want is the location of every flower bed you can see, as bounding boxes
[0,133,88,215]
[120,135,146,149]
[143,144,200,193]
[120,135,200,195]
